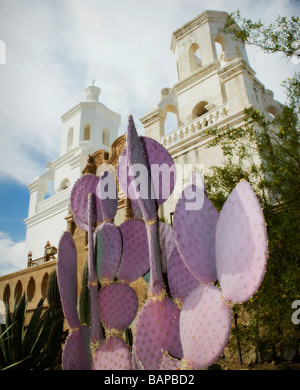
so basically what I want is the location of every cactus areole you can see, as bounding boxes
[57,115,268,370]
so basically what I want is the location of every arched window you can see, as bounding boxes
[59,178,70,191]
[192,101,209,118]
[214,35,226,62]
[102,128,110,147]
[266,105,279,119]
[27,277,36,302]
[41,273,49,297]
[3,284,10,304]
[14,280,22,304]
[84,124,91,140]
[189,43,202,72]
[67,127,74,150]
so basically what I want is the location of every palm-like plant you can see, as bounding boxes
[0,270,68,370]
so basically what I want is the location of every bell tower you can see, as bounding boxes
[141,10,281,141]
[140,10,282,224]
[171,10,249,82]
[25,84,121,260]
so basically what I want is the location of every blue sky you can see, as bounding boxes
[0,0,299,276]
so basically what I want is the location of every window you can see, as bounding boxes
[59,178,70,191]
[14,280,22,304]
[102,128,110,147]
[27,277,36,302]
[192,101,209,118]
[41,273,49,297]
[67,127,74,150]
[3,284,10,303]
[189,43,202,72]
[84,124,91,140]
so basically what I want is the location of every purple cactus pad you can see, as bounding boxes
[62,326,92,370]
[92,337,132,370]
[216,180,268,303]
[167,246,199,303]
[117,219,150,283]
[57,231,81,330]
[134,296,183,370]
[159,222,176,274]
[98,282,138,331]
[94,222,122,283]
[96,170,118,221]
[180,285,232,369]
[70,174,102,229]
[173,185,219,284]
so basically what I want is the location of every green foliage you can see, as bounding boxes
[0,271,68,370]
[206,11,300,359]
[220,10,300,57]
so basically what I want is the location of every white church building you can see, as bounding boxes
[24,10,281,264]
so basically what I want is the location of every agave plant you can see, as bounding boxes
[0,270,67,370]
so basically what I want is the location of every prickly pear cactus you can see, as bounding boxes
[56,114,268,371]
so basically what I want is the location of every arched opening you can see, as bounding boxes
[215,35,226,62]
[44,179,54,200]
[14,280,22,304]
[102,128,110,147]
[163,104,179,135]
[215,42,223,60]
[164,112,178,135]
[192,101,209,118]
[27,277,36,302]
[189,43,202,72]
[84,124,91,141]
[59,178,70,191]
[67,127,74,150]
[3,284,10,304]
[41,273,49,298]
[266,105,279,119]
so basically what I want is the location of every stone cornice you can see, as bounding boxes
[218,58,256,83]
[173,62,220,95]
[61,101,121,125]
[140,108,167,127]
[0,259,57,282]
[171,10,229,51]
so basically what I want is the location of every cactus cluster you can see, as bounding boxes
[57,115,268,370]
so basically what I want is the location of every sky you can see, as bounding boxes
[0,0,299,276]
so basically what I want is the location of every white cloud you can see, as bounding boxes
[0,0,298,186]
[0,231,26,276]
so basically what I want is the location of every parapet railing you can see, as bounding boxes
[36,187,71,213]
[161,103,230,149]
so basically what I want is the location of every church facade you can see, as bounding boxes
[0,10,281,317]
